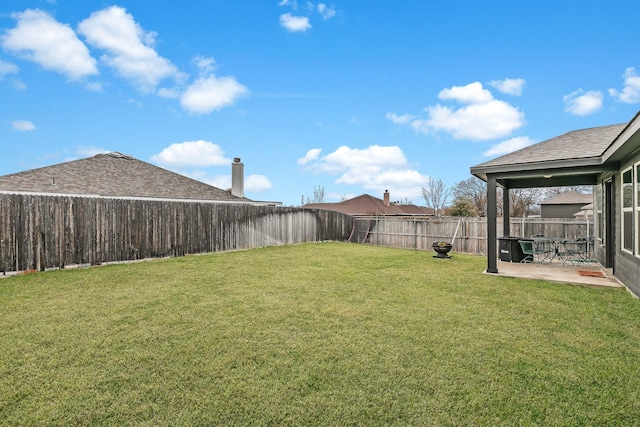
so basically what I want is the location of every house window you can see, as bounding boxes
[622,167,633,253]
[637,163,640,257]
[596,184,603,244]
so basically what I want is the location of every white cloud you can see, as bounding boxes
[563,89,603,116]
[0,59,19,78]
[1,9,97,81]
[78,6,181,92]
[177,54,247,114]
[204,174,230,190]
[327,191,356,202]
[301,145,428,200]
[180,74,248,114]
[280,13,311,32]
[76,145,108,157]
[157,87,179,98]
[318,4,336,20]
[197,173,272,193]
[318,145,407,174]
[385,112,415,124]
[483,136,534,157]
[151,140,231,167]
[411,100,524,140]
[438,82,493,104]
[488,78,525,96]
[194,55,216,75]
[246,174,273,192]
[12,80,27,90]
[361,169,427,189]
[390,81,524,141]
[2,7,245,113]
[84,82,103,92]
[278,2,337,32]
[11,120,36,131]
[297,148,322,165]
[609,67,640,104]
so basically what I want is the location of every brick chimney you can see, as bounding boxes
[383,190,390,207]
[231,157,244,198]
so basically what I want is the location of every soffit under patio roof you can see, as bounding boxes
[470,113,640,189]
[481,161,616,189]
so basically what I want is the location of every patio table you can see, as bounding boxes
[557,238,593,265]
[532,237,593,266]
[531,237,562,263]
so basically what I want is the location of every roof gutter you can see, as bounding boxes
[601,112,640,163]
[470,156,615,182]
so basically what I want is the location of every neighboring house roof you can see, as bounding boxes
[540,192,593,205]
[574,203,594,218]
[305,194,434,216]
[0,152,246,202]
[393,204,435,215]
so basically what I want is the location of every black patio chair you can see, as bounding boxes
[518,240,535,263]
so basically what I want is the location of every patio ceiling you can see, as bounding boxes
[475,162,616,189]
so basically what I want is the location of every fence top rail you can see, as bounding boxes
[504,217,592,223]
[351,215,434,219]
[0,190,285,206]
[352,215,455,220]
[352,215,592,223]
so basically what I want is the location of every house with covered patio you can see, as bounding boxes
[471,111,640,296]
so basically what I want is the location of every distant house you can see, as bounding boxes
[471,111,640,296]
[0,152,278,205]
[305,190,434,216]
[540,191,593,218]
[573,203,594,220]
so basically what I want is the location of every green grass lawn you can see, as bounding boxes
[1,242,639,426]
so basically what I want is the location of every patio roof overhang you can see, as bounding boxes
[470,157,619,189]
[471,112,640,189]
[469,158,610,274]
[470,110,640,275]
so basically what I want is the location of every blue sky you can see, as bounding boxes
[1,1,640,206]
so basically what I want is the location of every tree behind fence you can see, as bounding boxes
[348,216,593,255]
[0,194,353,273]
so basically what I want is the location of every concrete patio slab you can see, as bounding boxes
[487,260,625,290]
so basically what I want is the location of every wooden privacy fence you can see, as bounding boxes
[0,194,352,274]
[348,216,593,255]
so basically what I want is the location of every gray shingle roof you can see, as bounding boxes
[305,194,434,216]
[0,152,245,201]
[473,123,626,169]
[540,191,592,205]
